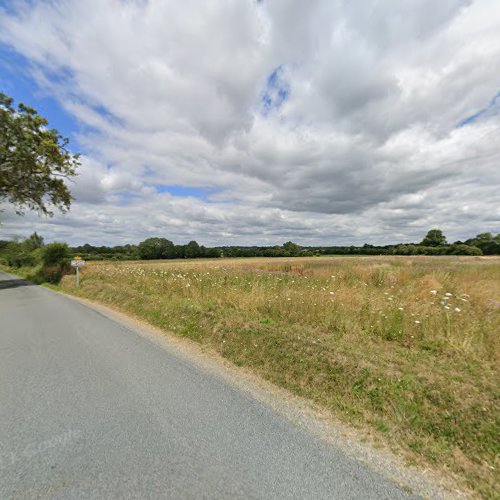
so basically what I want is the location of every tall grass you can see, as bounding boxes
[61,256,500,497]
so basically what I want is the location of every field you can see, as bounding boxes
[60,256,500,497]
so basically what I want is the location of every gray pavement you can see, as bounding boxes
[0,270,413,499]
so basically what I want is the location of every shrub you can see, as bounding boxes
[41,242,69,266]
[36,265,67,284]
[1,241,37,268]
[447,244,483,256]
[8,252,37,268]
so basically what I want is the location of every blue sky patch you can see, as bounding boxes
[155,184,218,202]
[261,66,290,116]
[0,45,82,144]
[457,91,500,127]
[0,0,22,15]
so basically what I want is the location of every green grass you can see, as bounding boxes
[53,256,500,497]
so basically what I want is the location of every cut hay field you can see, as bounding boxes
[60,256,500,497]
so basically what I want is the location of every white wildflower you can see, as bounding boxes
[454,307,461,312]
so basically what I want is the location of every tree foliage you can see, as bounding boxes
[1,240,37,267]
[283,241,301,256]
[41,242,69,266]
[184,240,201,259]
[421,229,447,247]
[72,230,499,260]
[465,233,500,255]
[24,232,44,251]
[0,92,79,215]
[138,237,175,259]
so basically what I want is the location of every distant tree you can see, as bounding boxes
[138,238,175,259]
[395,244,418,255]
[474,232,494,242]
[465,233,500,255]
[204,247,222,258]
[421,229,447,247]
[24,232,44,251]
[184,240,201,259]
[171,245,184,259]
[447,244,483,256]
[282,241,301,256]
[264,245,284,257]
[0,92,79,215]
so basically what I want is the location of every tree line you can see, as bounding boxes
[1,230,499,276]
[70,230,500,259]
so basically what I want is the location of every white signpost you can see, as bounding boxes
[71,257,85,288]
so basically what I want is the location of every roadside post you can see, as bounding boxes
[71,256,86,288]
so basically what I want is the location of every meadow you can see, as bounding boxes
[60,256,500,497]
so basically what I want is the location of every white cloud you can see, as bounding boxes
[0,0,499,245]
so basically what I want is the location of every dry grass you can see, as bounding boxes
[60,256,500,497]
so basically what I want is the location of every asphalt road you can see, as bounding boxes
[0,270,413,499]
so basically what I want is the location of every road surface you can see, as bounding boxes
[0,271,413,499]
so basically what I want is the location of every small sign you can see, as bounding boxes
[71,257,85,288]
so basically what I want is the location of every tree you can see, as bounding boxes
[24,232,44,251]
[466,233,500,255]
[447,244,483,256]
[138,238,175,259]
[41,242,69,265]
[0,92,79,215]
[421,229,447,247]
[282,241,301,256]
[474,232,494,242]
[204,247,222,258]
[184,240,201,259]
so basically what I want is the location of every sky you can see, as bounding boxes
[0,0,499,246]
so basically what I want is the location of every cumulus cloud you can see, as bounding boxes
[0,0,499,245]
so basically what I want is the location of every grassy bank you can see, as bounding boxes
[59,256,499,497]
